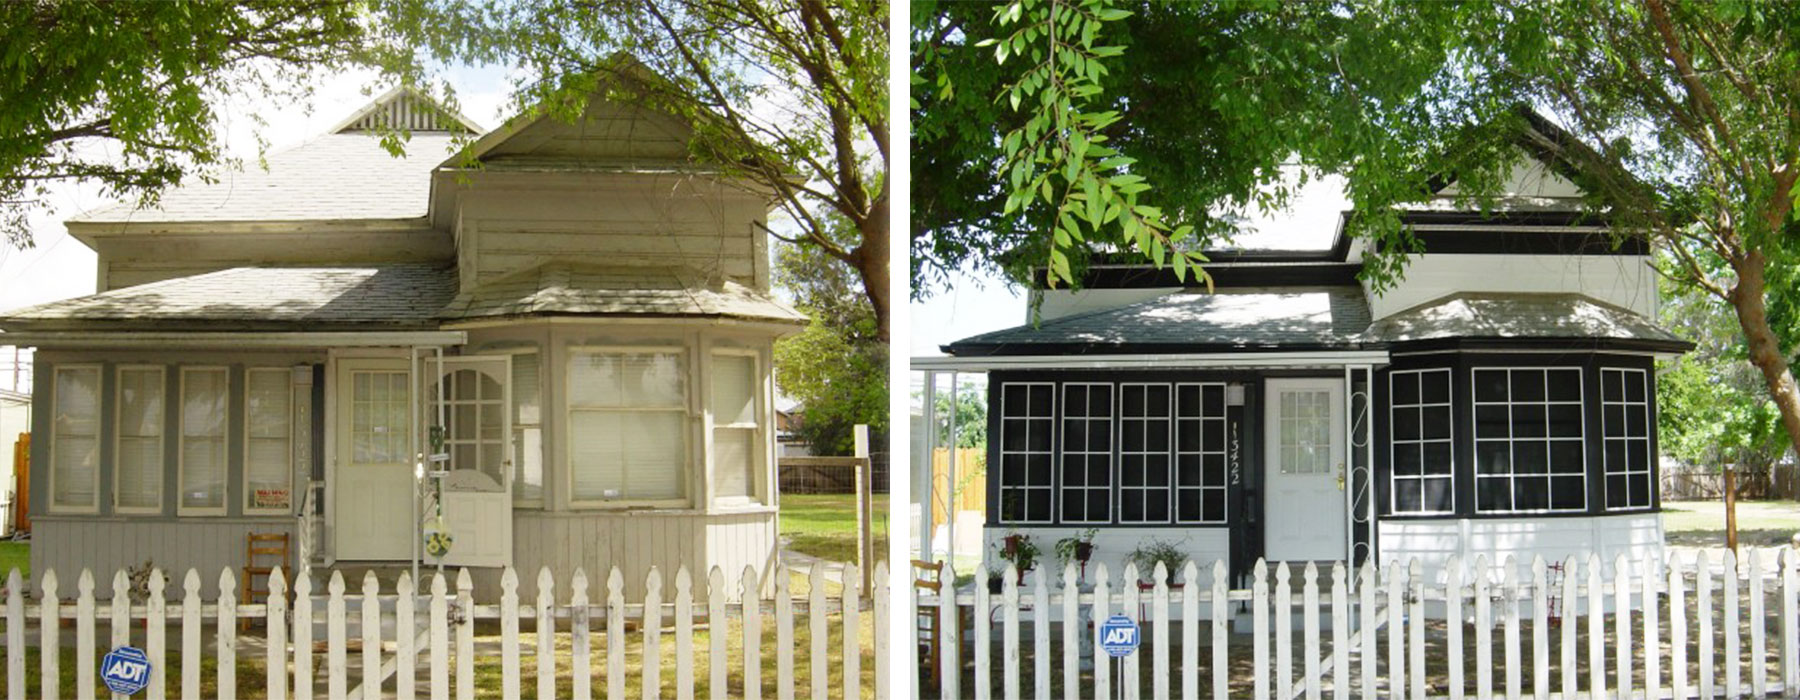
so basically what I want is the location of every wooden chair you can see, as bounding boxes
[912,558,947,686]
[241,532,291,630]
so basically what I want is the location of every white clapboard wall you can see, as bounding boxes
[0,562,889,700]
[921,548,1800,700]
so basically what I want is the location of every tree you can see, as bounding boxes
[0,1,397,247]
[392,0,891,339]
[773,217,887,456]
[1658,275,1790,494]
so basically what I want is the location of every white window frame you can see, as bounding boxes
[1389,368,1456,515]
[996,381,1056,524]
[1174,382,1229,524]
[1471,367,1587,514]
[1117,382,1173,524]
[709,348,764,506]
[243,367,295,515]
[1058,382,1112,525]
[49,364,102,514]
[177,366,231,516]
[112,364,165,515]
[565,345,691,509]
[492,347,545,508]
[1601,367,1654,511]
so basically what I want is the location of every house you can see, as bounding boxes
[0,82,805,598]
[915,121,1693,587]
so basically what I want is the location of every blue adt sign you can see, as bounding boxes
[1099,614,1140,658]
[101,646,151,695]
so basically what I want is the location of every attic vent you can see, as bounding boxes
[332,89,477,134]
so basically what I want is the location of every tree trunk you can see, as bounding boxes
[851,192,891,343]
[1727,251,1800,462]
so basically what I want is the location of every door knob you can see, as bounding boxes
[1335,462,1345,491]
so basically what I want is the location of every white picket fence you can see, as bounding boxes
[0,561,888,700]
[923,548,1800,700]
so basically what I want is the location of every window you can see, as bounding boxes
[1473,368,1586,513]
[1390,369,1454,514]
[1602,368,1653,510]
[179,367,229,514]
[711,351,760,501]
[245,369,294,513]
[1175,383,1228,523]
[51,365,100,512]
[568,349,688,504]
[997,382,1054,523]
[512,353,544,506]
[1278,390,1334,474]
[1058,383,1111,523]
[114,366,164,513]
[1118,383,1172,523]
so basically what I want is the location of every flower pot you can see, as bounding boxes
[1074,542,1094,562]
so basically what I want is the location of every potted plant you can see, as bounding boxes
[1053,529,1098,569]
[1127,539,1189,590]
[991,531,1040,589]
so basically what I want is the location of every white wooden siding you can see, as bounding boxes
[28,517,295,599]
[93,229,453,292]
[1377,512,1663,583]
[1366,253,1658,321]
[510,508,775,601]
[983,525,1230,590]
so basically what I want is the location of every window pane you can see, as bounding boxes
[711,354,756,426]
[246,369,292,511]
[116,368,163,510]
[714,427,754,498]
[570,352,685,408]
[181,369,228,511]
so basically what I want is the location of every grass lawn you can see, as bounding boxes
[1661,499,1800,547]
[779,493,889,563]
[0,541,26,580]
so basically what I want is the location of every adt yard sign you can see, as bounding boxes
[1099,614,1140,658]
[101,646,151,695]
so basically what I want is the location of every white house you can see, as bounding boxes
[917,119,1692,587]
[0,81,804,598]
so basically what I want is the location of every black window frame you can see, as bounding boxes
[996,382,1056,524]
[1058,382,1113,524]
[1117,382,1173,524]
[1175,382,1230,524]
[1600,367,1654,511]
[1389,368,1455,515]
[1471,366,1588,514]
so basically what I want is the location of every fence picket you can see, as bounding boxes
[360,572,380,700]
[1387,560,1405,700]
[536,568,556,700]
[612,567,630,700]
[1212,562,1228,700]
[774,567,793,700]
[78,570,96,700]
[1123,563,1141,699]
[455,570,474,700]
[394,573,413,700]
[1614,554,1634,700]
[1784,548,1798,695]
[1061,563,1079,700]
[6,569,21,700]
[218,569,238,700]
[1558,556,1577,700]
[1502,559,1520,700]
[1751,548,1768,699]
[148,571,166,700]
[1275,563,1292,700]
[1644,556,1662,700]
[1409,559,1425,700]
[1155,563,1172,700]
[974,561,992,700]
[1585,555,1606,700]
[111,570,130,670]
[270,570,290,700]
[1252,561,1267,700]
[675,567,695,700]
[1329,564,1347,700]
[1446,555,1464,700]
[1474,556,1492,700]
[1725,549,1741,699]
[645,569,664,700]
[874,561,890,700]
[571,570,593,700]
[1302,563,1320,700]
[429,574,448,700]
[1095,563,1114,700]
[499,568,519,700]
[1002,566,1019,700]
[1181,562,1200,700]
[1529,558,1547,700]
[739,567,758,700]
[1698,551,1714,700]
[943,564,962,700]
[1033,566,1050,700]
[327,572,346,700]
[809,564,828,700]
[295,570,314,700]
[1358,562,1375,700]
[1669,555,1688,700]
[39,572,59,700]
[844,562,862,700]
[179,570,197,700]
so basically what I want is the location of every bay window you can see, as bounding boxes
[711,351,760,501]
[997,382,1054,523]
[51,365,100,512]
[512,352,544,506]
[1390,369,1454,514]
[1473,367,1586,513]
[1602,368,1653,510]
[179,367,229,514]
[568,349,687,505]
[114,366,165,513]
[1058,383,1111,523]
[245,368,293,513]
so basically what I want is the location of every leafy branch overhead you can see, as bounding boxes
[980,0,1205,288]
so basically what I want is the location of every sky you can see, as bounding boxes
[906,172,1354,358]
[0,63,519,317]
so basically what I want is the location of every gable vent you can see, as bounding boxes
[331,88,480,134]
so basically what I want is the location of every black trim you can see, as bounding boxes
[1396,210,1605,228]
[1388,337,1694,355]
[1407,230,1648,256]
[1046,262,1365,290]
[946,341,1378,356]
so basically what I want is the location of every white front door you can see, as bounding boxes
[425,357,512,568]
[334,359,415,561]
[1264,378,1346,562]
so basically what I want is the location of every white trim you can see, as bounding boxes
[484,346,546,509]
[48,364,102,514]
[1388,368,1456,515]
[1470,366,1588,514]
[1600,367,1655,511]
[111,364,166,515]
[242,367,296,516]
[564,346,691,509]
[1057,382,1112,525]
[911,350,1391,372]
[1390,348,1671,359]
[1115,382,1173,525]
[176,366,230,516]
[1,331,467,349]
[995,381,1056,525]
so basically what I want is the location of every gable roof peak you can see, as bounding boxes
[329,85,485,135]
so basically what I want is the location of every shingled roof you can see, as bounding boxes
[0,264,458,331]
[439,262,806,324]
[1363,292,1692,350]
[944,287,1374,355]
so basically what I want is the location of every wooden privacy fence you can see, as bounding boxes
[0,561,889,700]
[921,549,1800,700]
